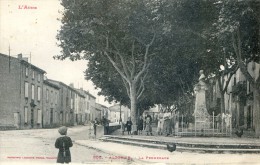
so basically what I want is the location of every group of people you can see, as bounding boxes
[54,113,175,164]
[122,113,154,136]
[123,112,175,136]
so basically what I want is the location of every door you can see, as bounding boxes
[50,109,53,125]
[14,113,20,128]
[247,106,252,128]
[31,109,34,128]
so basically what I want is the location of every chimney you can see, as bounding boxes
[69,83,74,88]
[17,53,23,60]
[22,57,28,62]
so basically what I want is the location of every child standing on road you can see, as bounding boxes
[55,126,73,164]
[126,117,133,135]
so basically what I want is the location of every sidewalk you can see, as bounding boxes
[73,126,260,164]
[75,138,260,164]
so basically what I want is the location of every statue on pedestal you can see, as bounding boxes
[193,70,210,131]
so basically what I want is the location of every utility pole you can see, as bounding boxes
[119,101,122,123]
[8,45,11,73]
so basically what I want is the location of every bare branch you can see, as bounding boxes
[232,30,255,86]
[109,40,131,79]
[104,36,129,83]
[223,65,238,92]
[122,78,130,98]
[134,34,155,82]
[137,84,145,100]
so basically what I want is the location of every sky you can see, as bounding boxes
[0,0,111,106]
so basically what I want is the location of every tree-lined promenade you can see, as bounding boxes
[55,0,260,136]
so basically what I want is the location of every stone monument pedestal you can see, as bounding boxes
[193,70,210,132]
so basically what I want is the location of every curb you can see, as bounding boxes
[74,140,147,164]
[100,135,260,154]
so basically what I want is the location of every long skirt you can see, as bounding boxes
[145,123,152,132]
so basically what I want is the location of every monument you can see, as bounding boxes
[193,70,210,132]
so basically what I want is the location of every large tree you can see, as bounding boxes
[56,0,164,133]
[213,0,260,136]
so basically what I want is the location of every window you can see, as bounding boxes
[70,98,73,109]
[25,82,29,98]
[87,102,89,110]
[31,84,35,100]
[37,86,41,101]
[51,90,53,104]
[25,67,28,77]
[55,111,57,123]
[46,89,49,102]
[55,92,58,104]
[37,109,42,124]
[32,70,35,79]
[66,97,69,106]
[37,73,41,82]
[24,107,28,123]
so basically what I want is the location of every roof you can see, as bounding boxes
[109,104,129,112]
[43,80,60,90]
[96,103,108,109]
[84,90,96,99]
[0,53,46,74]
[47,79,85,97]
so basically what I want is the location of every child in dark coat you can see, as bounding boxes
[55,126,73,164]
[126,117,133,135]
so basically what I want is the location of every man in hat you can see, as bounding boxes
[55,126,73,164]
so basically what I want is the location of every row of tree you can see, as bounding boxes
[55,0,260,136]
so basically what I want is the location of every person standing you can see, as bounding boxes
[55,126,73,164]
[126,117,133,135]
[145,114,153,136]
[163,112,172,136]
[157,112,164,135]
[93,118,98,138]
[102,116,110,135]
[137,115,144,135]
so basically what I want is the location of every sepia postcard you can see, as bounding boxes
[0,0,260,164]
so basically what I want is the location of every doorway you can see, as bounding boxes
[31,109,34,128]
[50,108,53,125]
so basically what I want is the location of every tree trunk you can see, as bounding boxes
[130,82,138,134]
[253,89,260,137]
[220,91,225,115]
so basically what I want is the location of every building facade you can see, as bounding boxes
[42,80,60,128]
[209,62,260,132]
[0,53,46,129]
[108,104,130,123]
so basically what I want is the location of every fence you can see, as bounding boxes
[173,112,232,137]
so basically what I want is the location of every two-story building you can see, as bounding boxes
[42,79,60,128]
[0,53,46,129]
[48,80,79,126]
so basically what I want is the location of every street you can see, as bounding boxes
[0,125,130,164]
[1,126,260,165]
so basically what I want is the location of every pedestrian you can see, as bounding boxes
[102,116,110,135]
[126,117,133,135]
[157,112,164,135]
[121,121,125,135]
[145,114,153,136]
[163,112,172,136]
[93,118,98,138]
[137,115,144,135]
[55,126,73,164]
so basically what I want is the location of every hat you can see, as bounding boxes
[58,126,67,135]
